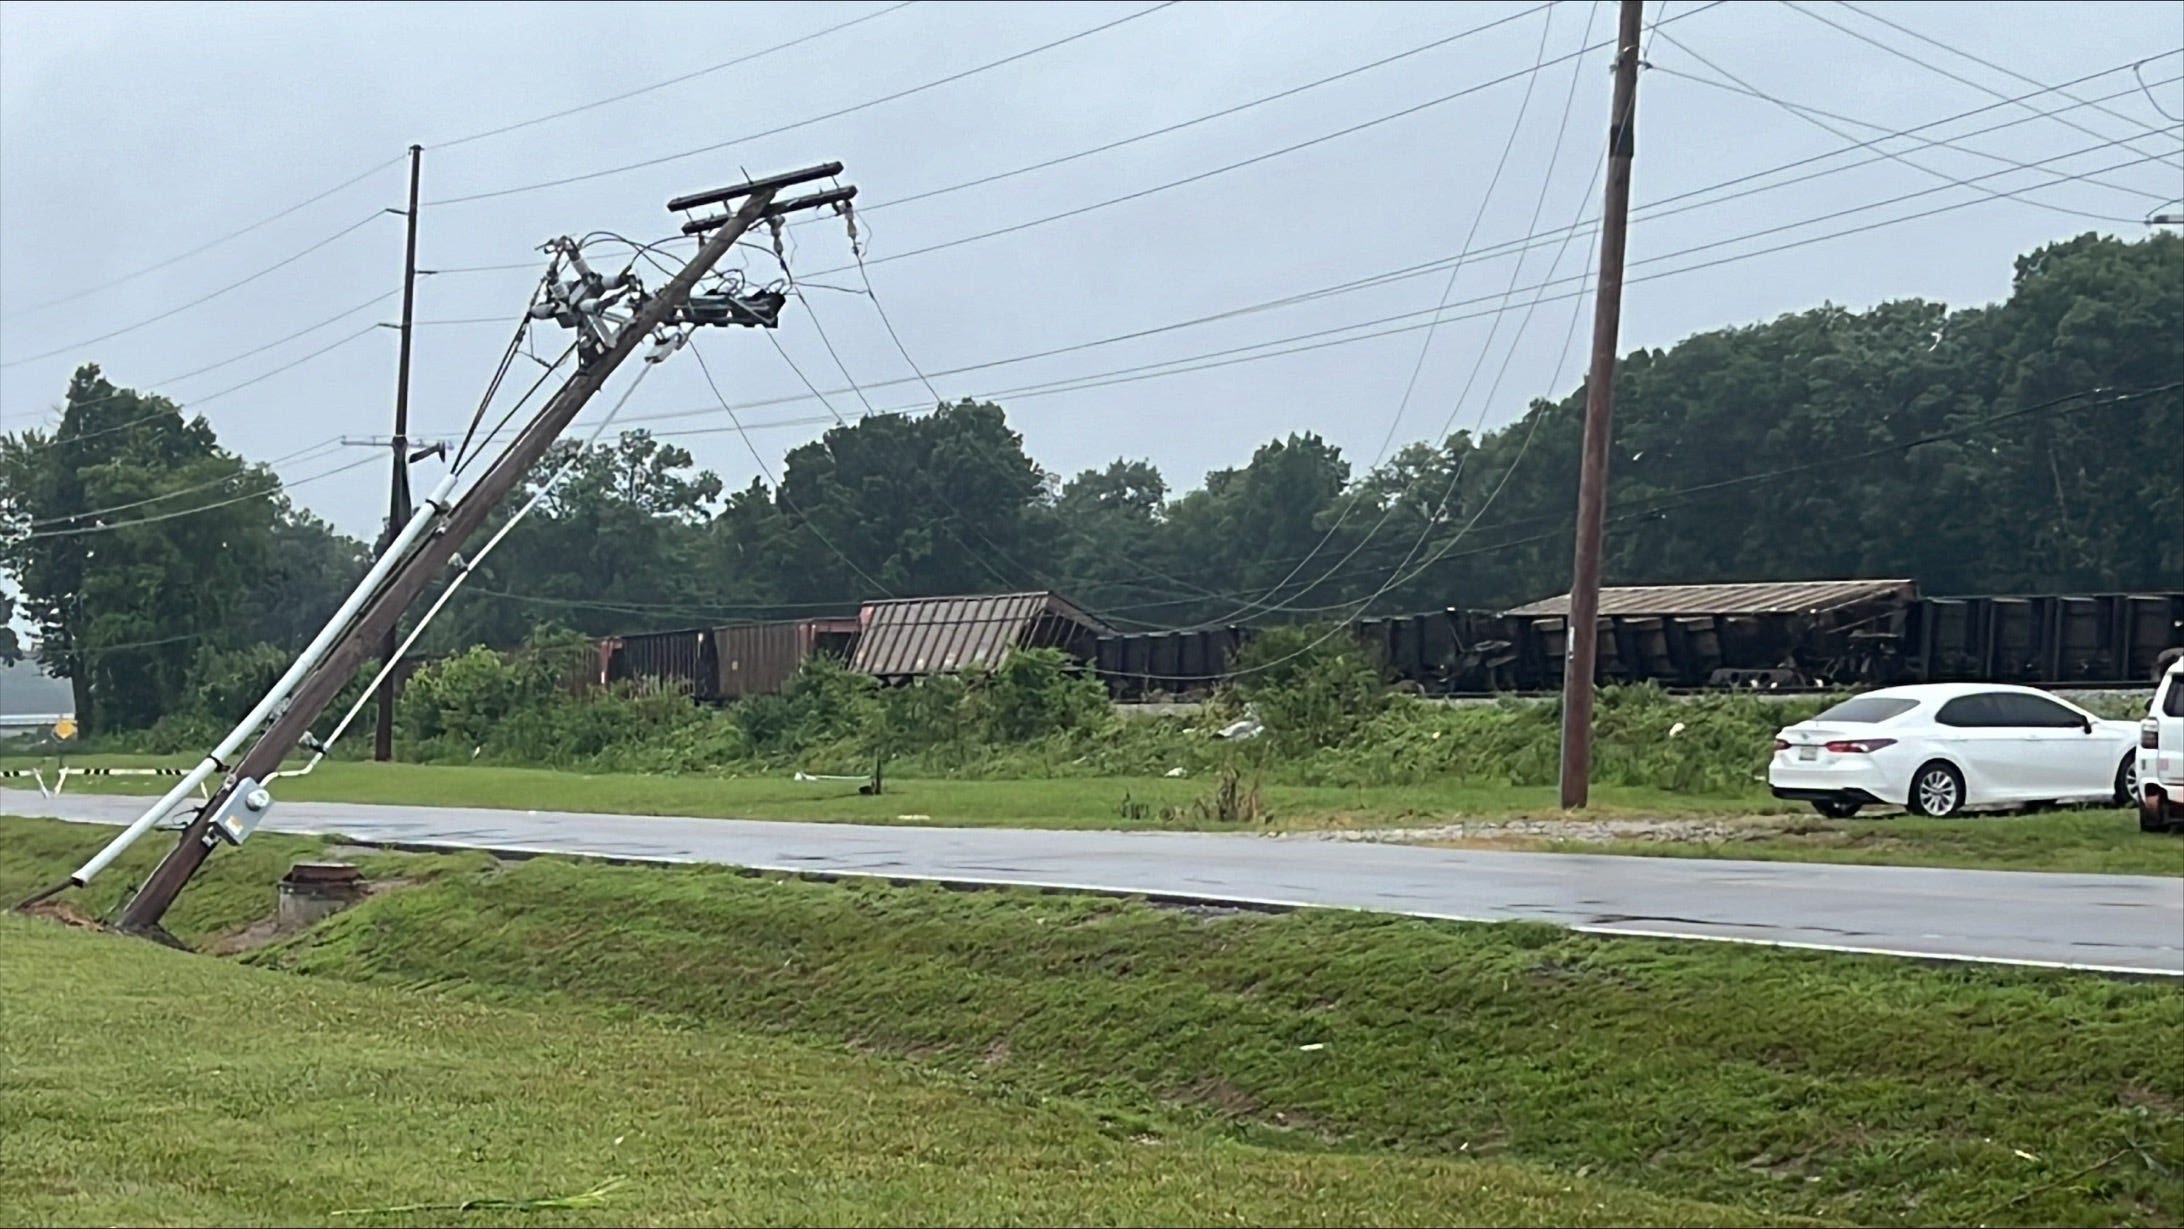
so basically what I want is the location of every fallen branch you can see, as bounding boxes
[333,1176,627,1218]
[1970,1149,2129,1225]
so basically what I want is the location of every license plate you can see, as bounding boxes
[1797,745,1817,761]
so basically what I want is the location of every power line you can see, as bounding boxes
[429,45,2170,305]
[4,290,396,430]
[1652,31,2174,223]
[425,380,2183,640]
[0,154,405,321]
[1251,39,1612,624]
[20,324,389,452]
[688,337,897,598]
[836,3,1725,275]
[1835,0,2183,143]
[0,211,389,370]
[537,383,2181,673]
[142,60,2184,463]
[765,188,1216,613]
[899,142,2174,410]
[1788,0,2184,170]
[1086,382,2184,629]
[15,452,381,540]
[2135,58,2184,124]
[1156,0,1654,666]
[865,2,1555,215]
[428,2,919,150]
[2,7,911,325]
[1656,47,2178,205]
[605,141,2171,456]
[761,302,1059,601]
[426,2,1180,207]
[462,585,861,621]
[1126,0,1671,631]
[22,437,346,528]
[1196,0,1586,627]
[828,211,1234,611]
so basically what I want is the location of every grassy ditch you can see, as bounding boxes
[4,916,1756,1228]
[6,815,2177,1226]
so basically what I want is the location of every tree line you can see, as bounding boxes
[3,232,2177,734]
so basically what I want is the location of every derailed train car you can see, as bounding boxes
[596,616,861,701]
[591,582,2184,701]
[1091,581,2184,698]
[593,592,1111,699]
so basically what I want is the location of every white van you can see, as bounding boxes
[2139,655,2184,834]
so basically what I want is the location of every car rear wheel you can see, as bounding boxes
[2114,754,2137,809]
[1812,799,1862,820]
[1909,761,1966,818]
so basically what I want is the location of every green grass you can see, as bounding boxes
[0,754,1786,830]
[1,917,1764,1228]
[5,815,2179,1225]
[1551,809,2184,876]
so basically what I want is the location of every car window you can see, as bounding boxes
[1814,696,1919,724]
[1935,695,1999,728]
[2165,678,2184,719]
[1993,693,2088,729]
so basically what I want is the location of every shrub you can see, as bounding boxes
[1227,624,1387,751]
[961,648,1110,743]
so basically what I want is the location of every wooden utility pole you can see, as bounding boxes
[375,143,422,763]
[1558,0,1644,810]
[113,162,852,939]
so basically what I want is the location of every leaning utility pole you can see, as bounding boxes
[97,161,853,941]
[375,143,423,763]
[1558,0,1644,810]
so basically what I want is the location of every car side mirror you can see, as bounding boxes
[2082,717,2094,734]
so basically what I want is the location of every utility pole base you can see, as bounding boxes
[109,920,187,950]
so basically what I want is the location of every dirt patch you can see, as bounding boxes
[1268,1106,1327,1134]
[1147,899,1257,922]
[2120,1082,2184,1116]
[981,1038,1012,1067]
[1180,1077,1263,1119]
[20,899,102,931]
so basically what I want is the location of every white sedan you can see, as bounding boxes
[1768,683,2140,819]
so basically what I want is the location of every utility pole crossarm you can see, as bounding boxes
[112,162,847,938]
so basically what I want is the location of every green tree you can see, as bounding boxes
[0,365,275,732]
[246,501,368,651]
[433,430,725,647]
[770,399,1049,600]
[1043,458,1183,616]
[1155,432,1351,623]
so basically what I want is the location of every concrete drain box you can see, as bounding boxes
[277,862,365,928]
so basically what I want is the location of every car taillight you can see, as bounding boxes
[1773,738,1790,752]
[2144,719,2161,750]
[1824,738,1897,754]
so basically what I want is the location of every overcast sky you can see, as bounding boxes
[2,0,2178,547]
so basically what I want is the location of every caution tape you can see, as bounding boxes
[0,765,203,799]
[4,766,189,777]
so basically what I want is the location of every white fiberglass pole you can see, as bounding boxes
[70,471,461,885]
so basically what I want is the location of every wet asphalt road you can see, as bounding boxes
[7,788,2179,975]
